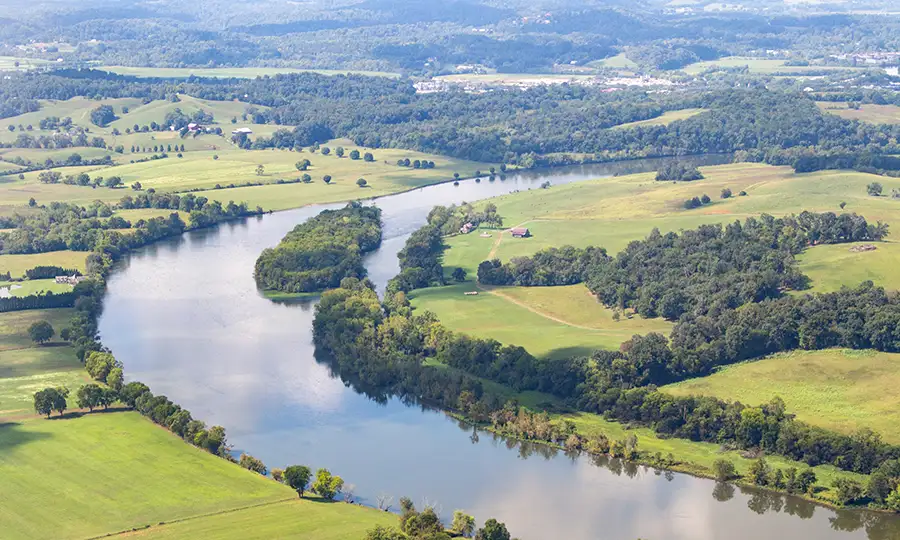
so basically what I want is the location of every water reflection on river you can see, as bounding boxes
[98,156,900,539]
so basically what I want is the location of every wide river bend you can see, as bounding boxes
[99,156,900,540]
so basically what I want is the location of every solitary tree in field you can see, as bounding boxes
[321,147,331,155]
[28,320,54,345]
[295,159,310,171]
[28,197,36,207]
[453,172,460,180]
[283,465,312,497]
[868,182,883,197]
[132,181,142,191]
[357,178,368,188]
[256,164,265,176]
[720,188,732,199]
[336,147,345,158]
[452,267,467,282]
[349,149,361,160]
[302,174,312,183]
[840,201,847,209]
[363,152,374,162]
[312,468,344,500]
[323,175,332,184]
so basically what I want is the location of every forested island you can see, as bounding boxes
[254,202,382,294]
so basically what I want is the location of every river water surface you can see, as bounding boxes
[99,156,900,540]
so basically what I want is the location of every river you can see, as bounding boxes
[98,155,900,540]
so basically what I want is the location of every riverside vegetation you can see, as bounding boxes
[312,196,900,511]
[254,202,382,294]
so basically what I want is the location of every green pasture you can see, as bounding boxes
[664,349,900,444]
[0,278,72,297]
[99,65,401,79]
[611,108,706,129]
[817,102,900,125]
[680,57,865,75]
[440,163,900,276]
[797,241,900,293]
[0,412,295,539]
[409,283,670,359]
[0,308,83,415]
[122,498,396,540]
[0,56,54,71]
[591,53,638,70]
[0,251,87,278]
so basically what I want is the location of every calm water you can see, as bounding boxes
[99,156,900,540]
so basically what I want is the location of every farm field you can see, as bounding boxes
[0,278,72,297]
[0,55,54,70]
[664,349,900,444]
[0,251,87,277]
[99,65,401,79]
[439,163,900,274]
[591,53,638,70]
[409,283,671,359]
[0,308,84,415]
[680,57,865,75]
[0,412,293,540]
[611,108,706,128]
[817,102,900,124]
[797,241,900,293]
[120,498,396,540]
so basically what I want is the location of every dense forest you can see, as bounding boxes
[254,203,382,293]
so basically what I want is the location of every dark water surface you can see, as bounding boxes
[99,156,900,540]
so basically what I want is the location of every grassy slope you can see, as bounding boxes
[664,349,900,444]
[0,413,292,540]
[124,499,396,540]
[0,251,87,277]
[611,108,706,129]
[797,241,900,293]
[410,284,670,358]
[817,102,900,125]
[0,308,86,416]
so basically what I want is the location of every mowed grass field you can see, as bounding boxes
[796,241,900,293]
[0,278,72,297]
[0,308,86,415]
[100,65,401,79]
[409,284,671,359]
[817,102,900,125]
[612,108,706,129]
[124,498,396,540]
[664,349,900,444]
[0,251,86,277]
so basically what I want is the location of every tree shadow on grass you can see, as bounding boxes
[0,421,51,453]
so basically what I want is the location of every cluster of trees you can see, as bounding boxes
[364,498,514,540]
[89,105,117,127]
[39,170,125,189]
[0,290,76,312]
[254,203,382,293]
[477,246,609,287]
[25,264,79,279]
[396,158,436,169]
[4,130,107,150]
[682,194,712,209]
[0,194,261,256]
[656,162,704,182]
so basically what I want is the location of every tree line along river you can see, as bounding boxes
[98,155,900,540]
